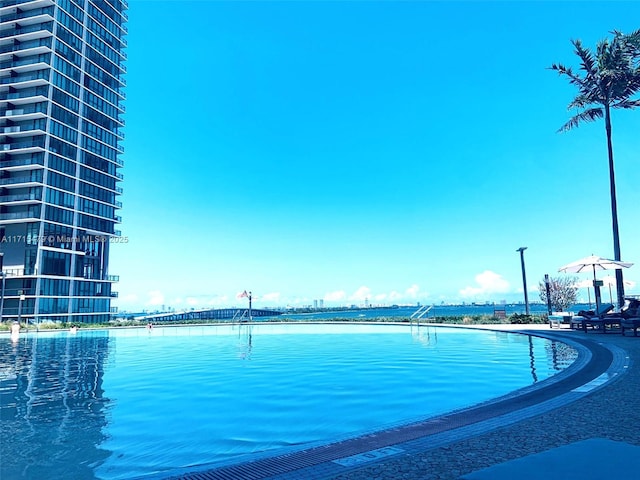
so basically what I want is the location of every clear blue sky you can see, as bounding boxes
[111,1,640,312]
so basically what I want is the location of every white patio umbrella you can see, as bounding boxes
[558,255,633,310]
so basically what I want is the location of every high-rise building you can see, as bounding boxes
[0,0,126,324]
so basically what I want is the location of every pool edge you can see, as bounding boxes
[152,328,627,480]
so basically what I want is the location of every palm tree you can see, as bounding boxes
[550,31,640,308]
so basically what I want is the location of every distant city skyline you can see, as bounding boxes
[111,1,640,312]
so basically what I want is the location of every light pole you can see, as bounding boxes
[17,290,25,328]
[0,253,5,322]
[516,247,530,315]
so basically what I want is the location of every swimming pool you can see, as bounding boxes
[0,323,577,479]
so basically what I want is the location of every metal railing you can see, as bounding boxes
[2,267,25,276]
[410,305,433,320]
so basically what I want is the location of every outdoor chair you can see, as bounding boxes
[570,304,616,332]
[549,312,573,329]
[619,299,640,337]
[621,318,640,336]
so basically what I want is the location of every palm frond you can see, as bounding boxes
[567,93,595,110]
[612,99,640,109]
[614,28,640,54]
[549,63,587,89]
[558,107,603,132]
[596,39,610,70]
[572,39,597,75]
[612,74,640,99]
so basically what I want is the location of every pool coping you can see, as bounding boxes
[150,326,628,480]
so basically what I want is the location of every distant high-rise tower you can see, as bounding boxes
[0,0,127,324]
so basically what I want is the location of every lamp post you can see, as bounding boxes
[0,253,5,322]
[516,247,530,315]
[17,290,25,328]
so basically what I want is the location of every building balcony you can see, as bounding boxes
[0,117,46,137]
[0,210,40,221]
[0,191,42,204]
[1,267,25,277]
[0,124,46,138]
[0,5,54,27]
[0,102,48,120]
[0,68,50,87]
[0,85,48,104]
[1,144,45,155]
[0,57,50,75]
[0,137,45,154]
[0,36,52,57]
[0,153,45,171]
[0,170,43,186]
[0,0,54,12]
[0,20,53,41]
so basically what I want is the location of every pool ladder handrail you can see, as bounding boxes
[232,309,249,322]
[410,305,433,321]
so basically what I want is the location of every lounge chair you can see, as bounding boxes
[570,304,616,332]
[621,318,640,336]
[620,299,640,337]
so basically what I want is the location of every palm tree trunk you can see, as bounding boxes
[604,103,625,308]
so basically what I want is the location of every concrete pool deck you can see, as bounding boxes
[167,323,637,480]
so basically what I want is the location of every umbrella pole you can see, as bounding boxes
[592,265,601,312]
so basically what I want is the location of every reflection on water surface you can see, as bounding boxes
[0,325,578,480]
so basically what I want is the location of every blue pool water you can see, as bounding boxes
[0,324,577,480]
